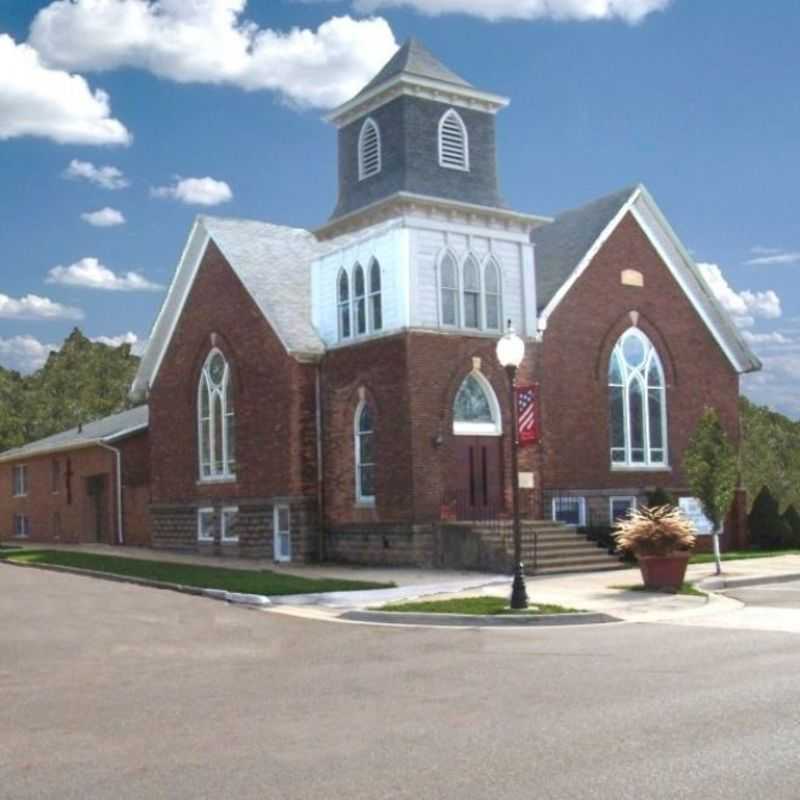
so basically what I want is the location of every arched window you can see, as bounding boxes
[453,372,501,436]
[198,349,236,479]
[608,328,667,466]
[369,259,382,332]
[462,255,481,329]
[438,109,469,171]
[353,263,367,335]
[440,250,459,326]
[358,117,381,180]
[355,402,375,503]
[337,269,351,340]
[484,258,501,331]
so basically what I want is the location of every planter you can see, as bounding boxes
[637,551,691,591]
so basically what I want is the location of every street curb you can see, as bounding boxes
[698,572,800,591]
[0,559,271,606]
[340,610,621,627]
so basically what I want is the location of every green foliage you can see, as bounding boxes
[683,407,738,532]
[647,487,676,508]
[748,486,793,548]
[0,328,140,452]
[783,505,800,547]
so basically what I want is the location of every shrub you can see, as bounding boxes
[748,486,792,548]
[781,504,800,548]
[614,505,697,558]
[647,487,675,508]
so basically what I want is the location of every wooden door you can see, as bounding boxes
[450,436,503,519]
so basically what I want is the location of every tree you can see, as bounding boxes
[748,486,792,549]
[683,407,739,574]
[782,504,800,548]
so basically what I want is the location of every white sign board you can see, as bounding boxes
[679,497,715,536]
[518,472,535,489]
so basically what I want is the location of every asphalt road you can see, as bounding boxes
[725,579,800,608]
[2,565,799,800]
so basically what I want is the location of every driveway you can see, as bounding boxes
[2,564,800,800]
[724,579,800,608]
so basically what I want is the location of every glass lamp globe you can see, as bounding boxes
[496,326,525,369]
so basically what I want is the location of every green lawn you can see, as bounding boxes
[690,549,800,564]
[0,549,393,596]
[610,582,706,597]
[376,596,582,615]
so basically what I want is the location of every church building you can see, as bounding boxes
[3,39,759,566]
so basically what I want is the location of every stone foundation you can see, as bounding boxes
[325,524,435,567]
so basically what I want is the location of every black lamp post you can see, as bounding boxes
[496,322,528,610]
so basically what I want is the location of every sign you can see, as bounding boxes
[678,497,715,536]
[515,383,540,447]
[518,472,535,489]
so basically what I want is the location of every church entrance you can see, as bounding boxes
[86,475,109,543]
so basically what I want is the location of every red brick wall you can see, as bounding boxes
[539,212,740,496]
[148,241,319,505]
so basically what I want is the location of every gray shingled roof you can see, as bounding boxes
[532,185,635,312]
[356,37,472,97]
[0,405,148,462]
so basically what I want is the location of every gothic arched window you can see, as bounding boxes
[484,258,501,331]
[440,250,459,326]
[438,109,469,171]
[198,349,236,479]
[453,372,501,436]
[462,255,481,330]
[358,117,381,180]
[354,263,367,335]
[608,328,667,466]
[369,259,382,332]
[337,268,351,340]
[355,401,375,503]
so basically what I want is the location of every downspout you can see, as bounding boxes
[315,365,326,562]
[97,441,124,545]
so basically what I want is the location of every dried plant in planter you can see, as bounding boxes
[614,505,697,558]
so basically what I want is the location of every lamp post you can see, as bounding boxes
[496,322,528,610]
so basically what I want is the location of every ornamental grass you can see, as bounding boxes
[614,505,697,558]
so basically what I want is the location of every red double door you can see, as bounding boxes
[449,436,504,519]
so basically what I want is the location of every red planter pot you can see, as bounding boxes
[637,552,691,591]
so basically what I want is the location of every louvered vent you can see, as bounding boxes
[439,110,468,170]
[358,119,381,180]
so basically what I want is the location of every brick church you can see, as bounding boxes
[2,39,759,565]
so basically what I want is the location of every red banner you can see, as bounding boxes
[515,383,540,447]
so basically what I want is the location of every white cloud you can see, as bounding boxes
[46,257,163,292]
[698,262,782,328]
[745,249,800,266]
[0,335,59,373]
[64,159,129,189]
[29,1,397,108]
[0,33,130,145]
[351,0,670,22]
[742,331,791,346]
[743,338,800,419]
[0,293,83,321]
[151,176,233,206]
[91,331,147,355]
[81,207,126,227]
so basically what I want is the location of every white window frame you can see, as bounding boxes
[452,371,502,437]
[482,255,502,332]
[354,400,376,505]
[198,349,236,482]
[273,504,291,563]
[197,507,215,542]
[438,109,469,172]
[609,327,669,470]
[461,254,482,331]
[438,248,461,328]
[337,267,351,341]
[221,506,239,543]
[12,465,27,497]
[368,258,382,333]
[551,497,587,527]
[358,117,382,181]
[353,262,367,336]
[609,495,637,523]
[13,513,30,538]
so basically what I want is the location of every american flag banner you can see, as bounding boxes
[515,383,540,447]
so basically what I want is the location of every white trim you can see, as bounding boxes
[461,253,481,330]
[197,507,214,542]
[357,117,382,181]
[452,371,502,437]
[273,504,292,562]
[354,400,376,505]
[438,109,469,172]
[609,495,637,522]
[198,349,236,482]
[11,465,28,497]
[221,506,239,543]
[551,497,586,527]
[437,248,460,328]
[481,254,502,333]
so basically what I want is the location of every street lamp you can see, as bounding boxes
[496,321,528,610]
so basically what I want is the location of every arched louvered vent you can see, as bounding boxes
[358,118,381,180]
[438,109,469,171]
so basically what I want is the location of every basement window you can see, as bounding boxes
[551,497,586,527]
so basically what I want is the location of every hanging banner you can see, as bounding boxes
[515,383,540,447]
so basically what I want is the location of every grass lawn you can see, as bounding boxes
[375,596,582,615]
[0,549,394,596]
[690,549,800,564]
[610,582,706,597]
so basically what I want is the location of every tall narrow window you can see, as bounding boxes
[12,465,27,497]
[198,350,236,479]
[355,402,375,504]
[358,117,381,180]
[462,255,481,329]
[484,258,501,331]
[438,109,469,171]
[369,259,382,332]
[608,328,667,467]
[338,269,351,340]
[354,263,367,335]
[440,251,459,326]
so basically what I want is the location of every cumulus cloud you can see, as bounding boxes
[91,331,147,355]
[742,331,791,345]
[29,1,397,108]
[81,207,126,227]
[745,247,800,266]
[0,293,84,321]
[0,335,59,373]
[46,257,163,292]
[151,176,233,206]
[742,337,800,419]
[698,262,782,329]
[351,0,670,22]
[64,159,129,189]
[0,34,130,145]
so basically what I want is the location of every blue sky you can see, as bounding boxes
[0,0,798,415]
